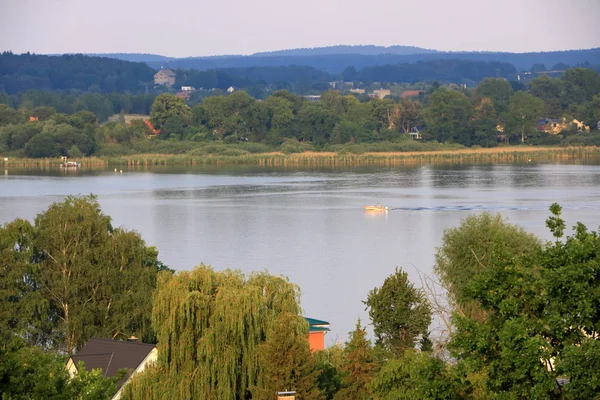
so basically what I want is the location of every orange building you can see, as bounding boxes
[305,317,330,352]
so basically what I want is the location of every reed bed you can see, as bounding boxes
[106,146,600,167]
[3,147,600,170]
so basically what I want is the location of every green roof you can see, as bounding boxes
[304,317,330,332]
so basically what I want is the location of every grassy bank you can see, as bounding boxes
[3,146,600,169]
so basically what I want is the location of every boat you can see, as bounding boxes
[61,161,80,168]
[364,203,388,211]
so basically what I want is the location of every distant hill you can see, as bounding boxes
[88,53,172,63]
[250,45,438,57]
[92,47,600,74]
[0,52,155,94]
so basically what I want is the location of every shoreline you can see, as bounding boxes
[3,146,600,168]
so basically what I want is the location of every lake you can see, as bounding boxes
[1,162,600,344]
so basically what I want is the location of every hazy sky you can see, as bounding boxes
[1,0,599,57]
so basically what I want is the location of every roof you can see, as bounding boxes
[305,317,330,332]
[69,338,155,389]
[400,90,423,98]
[154,69,175,77]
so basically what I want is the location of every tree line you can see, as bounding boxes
[1,67,599,158]
[2,196,599,399]
[3,51,599,97]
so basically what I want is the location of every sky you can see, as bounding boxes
[1,0,599,57]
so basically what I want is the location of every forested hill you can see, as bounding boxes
[0,52,156,94]
[251,45,438,57]
[97,48,600,73]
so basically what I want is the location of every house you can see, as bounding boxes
[368,89,391,99]
[277,391,296,400]
[400,90,423,99]
[227,86,236,93]
[175,91,190,101]
[537,118,562,134]
[409,126,422,140]
[349,88,365,94]
[153,69,176,87]
[305,317,330,352]
[29,116,39,122]
[66,338,157,400]
[181,86,195,92]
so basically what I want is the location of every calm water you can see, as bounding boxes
[1,163,600,343]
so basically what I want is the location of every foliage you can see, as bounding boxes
[121,265,305,400]
[434,212,541,320]
[365,267,432,357]
[371,351,463,400]
[333,319,378,400]
[251,312,323,399]
[0,195,163,353]
[0,338,119,400]
[449,204,600,399]
[0,52,155,94]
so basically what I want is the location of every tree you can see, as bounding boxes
[396,98,421,134]
[0,195,162,352]
[449,204,600,398]
[150,93,191,131]
[333,320,378,400]
[434,212,541,320]
[423,88,473,144]
[475,78,514,114]
[251,312,323,400]
[529,75,563,118]
[0,337,121,400]
[560,68,600,107]
[365,268,432,357]
[470,97,500,147]
[506,91,544,143]
[370,351,462,400]
[121,265,304,400]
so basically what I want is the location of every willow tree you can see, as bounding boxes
[122,265,306,400]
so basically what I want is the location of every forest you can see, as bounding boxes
[1,196,599,399]
[106,47,600,73]
[3,51,600,96]
[1,67,599,159]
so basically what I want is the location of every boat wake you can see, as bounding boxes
[389,205,543,212]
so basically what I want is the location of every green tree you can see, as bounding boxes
[470,97,500,147]
[434,212,541,320]
[449,204,600,399]
[475,78,514,113]
[252,312,323,400]
[560,68,600,107]
[506,91,545,143]
[529,75,563,118]
[423,88,473,144]
[315,345,345,400]
[0,195,161,352]
[150,93,191,131]
[333,320,378,400]
[0,338,71,400]
[121,265,303,400]
[365,268,432,357]
[396,98,422,134]
[371,351,462,400]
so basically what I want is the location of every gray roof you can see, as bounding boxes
[70,338,155,389]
